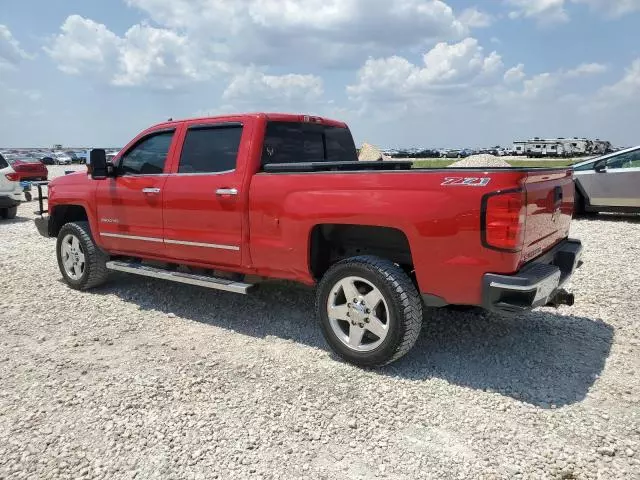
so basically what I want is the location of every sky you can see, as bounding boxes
[1,0,639,149]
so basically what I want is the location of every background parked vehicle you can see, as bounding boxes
[0,153,22,219]
[443,149,461,158]
[75,151,89,164]
[106,150,120,163]
[1,155,48,202]
[52,152,72,165]
[3,156,48,181]
[64,151,80,163]
[573,145,640,214]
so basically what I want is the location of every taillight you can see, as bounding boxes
[482,190,526,252]
[5,173,19,181]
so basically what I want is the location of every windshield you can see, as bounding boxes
[261,121,357,166]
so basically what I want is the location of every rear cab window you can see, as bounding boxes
[261,121,357,168]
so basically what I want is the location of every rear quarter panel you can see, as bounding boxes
[248,169,530,304]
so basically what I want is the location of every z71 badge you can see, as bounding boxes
[441,177,491,187]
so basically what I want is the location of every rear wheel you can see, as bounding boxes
[56,221,109,290]
[316,256,423,367]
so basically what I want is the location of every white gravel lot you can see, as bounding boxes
[1,165,639,479]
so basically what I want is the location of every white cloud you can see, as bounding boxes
[574,0,640,16]
[7,88,42,102]
[0,25,31,69]
[223,68,324,103]
[521,72,559,98]
[506,0,640,23]
[596,59,640,103]
[506,0,569,23]
[45,15,229,89]
[564,62,608,77]
[346,36,619,125]
[504,64,526,83]
[45,16,121,76]
[124,0,485,67]
[458,8,494,28]
[347,38,503,102]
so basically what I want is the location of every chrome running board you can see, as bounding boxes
[106,261,254,294]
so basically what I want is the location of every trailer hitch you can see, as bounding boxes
[546,288,575,308]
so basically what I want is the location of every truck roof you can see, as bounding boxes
[151,113,349,130]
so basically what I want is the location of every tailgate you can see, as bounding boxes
[520,169,574,266]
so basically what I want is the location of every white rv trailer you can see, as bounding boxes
[512,137,612,157]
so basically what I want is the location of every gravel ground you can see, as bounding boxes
[1,166,639,479]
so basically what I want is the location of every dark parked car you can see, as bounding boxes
[65,151,80,163]
[39,152,56,165]
[573,145,640,214]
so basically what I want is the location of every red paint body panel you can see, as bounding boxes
[519,170,574,265]
[46,113,577,306]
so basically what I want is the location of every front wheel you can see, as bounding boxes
[0,206,18,219]
[574,190,597,217]
[316,256,423,367]
[56,221,110,290]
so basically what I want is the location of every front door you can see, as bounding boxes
[163,122,245,267]
[96,129,176,256]
[576,148,640,208]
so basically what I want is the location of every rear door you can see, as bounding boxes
[96,129,177,255]
[575,148,640,208]
[162,121,246,267]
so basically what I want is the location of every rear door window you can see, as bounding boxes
[178,125,243,174]
[0,154,8,169]
[261,122,357,167]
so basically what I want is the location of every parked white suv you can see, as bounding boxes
[0,153,22,219]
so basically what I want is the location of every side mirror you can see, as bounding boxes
[90,149,108,179]
[594,161,607,173]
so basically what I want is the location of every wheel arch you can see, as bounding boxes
[308,224,414,280]
[50,204,90,237]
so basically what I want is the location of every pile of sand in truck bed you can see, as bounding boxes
[448,154,511,168]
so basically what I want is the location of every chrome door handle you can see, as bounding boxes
[142,188,161,194]
[216,188,238,196]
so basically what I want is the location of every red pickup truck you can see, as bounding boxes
[35,113,582,366]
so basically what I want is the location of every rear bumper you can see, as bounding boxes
[34,215,50,237]
[0,194,21,208]
[482,239,582,314]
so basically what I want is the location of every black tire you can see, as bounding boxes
[56,221,109,290]
[24,191,32,202]
[574,190,597,217]
[1,206,18,219]
[316,256,423,367]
